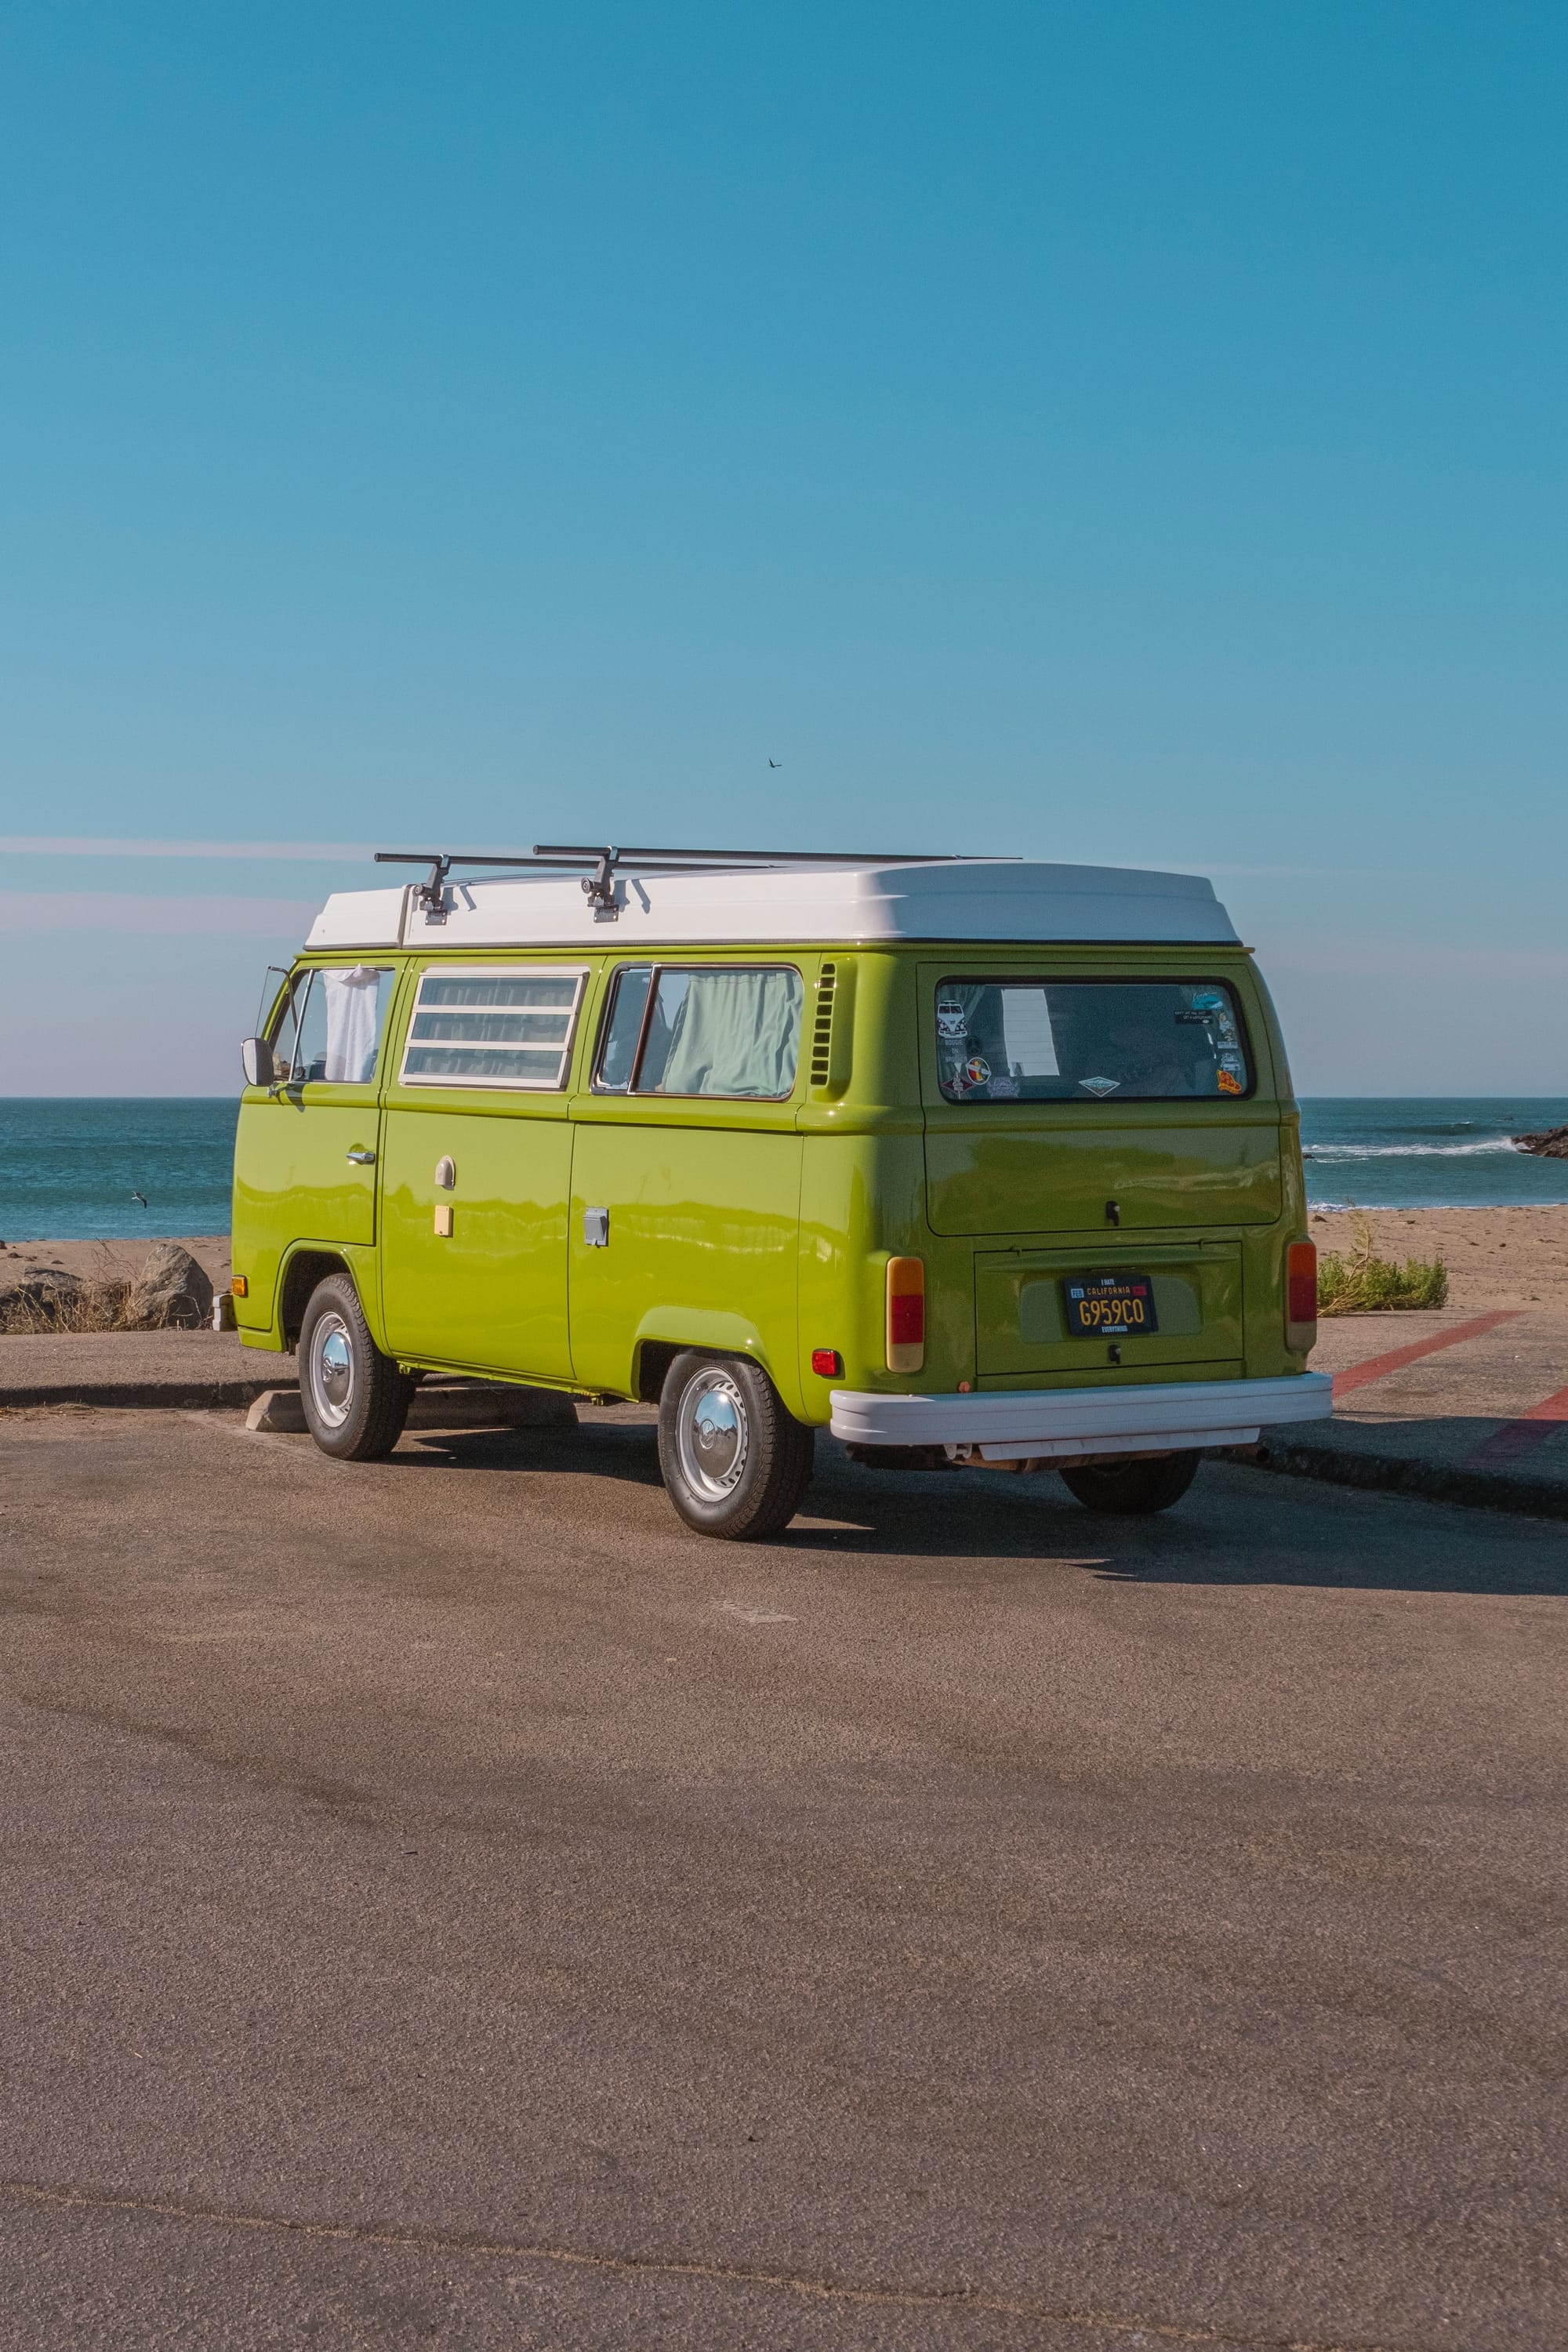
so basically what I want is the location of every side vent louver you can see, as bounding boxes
[810,962,837,1087]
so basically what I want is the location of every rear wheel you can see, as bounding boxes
[1058,1451,1201,1515]
[657,1351,815,1540]
[298,1273,415,1462]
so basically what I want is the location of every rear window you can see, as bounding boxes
[934,978,1251,1104]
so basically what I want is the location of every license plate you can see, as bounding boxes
[1063,1272,1158,1337]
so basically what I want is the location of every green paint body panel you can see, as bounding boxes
[230,940,1316,1409]
[379,1100,575,1377]
[231,1087,381,1339]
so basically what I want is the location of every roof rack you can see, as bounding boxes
[375,843,995,922]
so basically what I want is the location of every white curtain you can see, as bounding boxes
[322,967,384,1083]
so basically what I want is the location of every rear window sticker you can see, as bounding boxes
[1191,992,1225,1011]
[1217,1067,1243,1095]
[1079,1076,1120,1097]
[989,1072,1020,1098]
[936,1002,968,1040]
[963,1055,992,1088]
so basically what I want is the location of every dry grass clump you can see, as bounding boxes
[1318,1211,1449,1315]
[0,1245,209,1334]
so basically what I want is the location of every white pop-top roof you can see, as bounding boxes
[303,859,1240,952]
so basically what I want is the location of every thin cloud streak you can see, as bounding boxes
[12,893,320,935]
[0,837,377,862]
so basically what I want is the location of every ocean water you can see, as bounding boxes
[0,1100,239,1243]
[2,1095,1565,1240]
[1301,1098,1568,1210]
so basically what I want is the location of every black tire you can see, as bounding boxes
[657,1351,815,1540]
[297,1273,415,1462]
[1058,1450,1202,1516]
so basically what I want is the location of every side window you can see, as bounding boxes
[400,966,586,1089]
[593,965,804,1099]
[593,966,653,1092]
[268,967,394,1086]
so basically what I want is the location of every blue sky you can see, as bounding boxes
[2,2,1565,1093]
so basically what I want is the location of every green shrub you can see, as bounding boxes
[1317,1212,1449,1315]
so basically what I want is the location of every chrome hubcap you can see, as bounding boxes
[309,1312,354,1430]
[677,1367,749,1499]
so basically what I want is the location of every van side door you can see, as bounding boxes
[377,961,587,1378]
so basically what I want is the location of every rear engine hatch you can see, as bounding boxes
[926,1111,1282,1234]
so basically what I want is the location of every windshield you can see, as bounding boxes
[934,978,1250,1104]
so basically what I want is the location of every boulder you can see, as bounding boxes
[1513,1127,1568,1160]
[128,1243,215,1330]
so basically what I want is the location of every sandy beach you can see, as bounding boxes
[1309,1204,1568,1309]
[6,1214,1568,1317]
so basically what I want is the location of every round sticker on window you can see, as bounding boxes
[936,1003,967,1040]
[964,1055,992,1088]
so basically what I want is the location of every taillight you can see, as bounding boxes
[886,1257,925,1372]
[1287,1240,1317,1352]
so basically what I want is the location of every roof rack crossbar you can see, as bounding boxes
[374,844,1006,924]
[532,844,975,864]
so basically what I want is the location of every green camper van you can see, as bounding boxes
[230,846,1329,1537]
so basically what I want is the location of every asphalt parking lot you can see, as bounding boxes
[2,1405,1564,2350]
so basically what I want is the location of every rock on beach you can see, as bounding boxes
[127,1242,214,1329]
[1513,1126,1568,1160]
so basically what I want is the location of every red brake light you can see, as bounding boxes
[811,1348,842,1378]
[1287,1241,1317,1338]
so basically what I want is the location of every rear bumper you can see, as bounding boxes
[829,1372,1333,1464]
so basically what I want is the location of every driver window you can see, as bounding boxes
[269,973,314,1083]
[269,967,393,1086]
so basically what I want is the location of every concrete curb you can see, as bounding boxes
[1246,1438,1568,1524]
[2,1378,285,1411]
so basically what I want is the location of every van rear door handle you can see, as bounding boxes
[346,1149,376,1164]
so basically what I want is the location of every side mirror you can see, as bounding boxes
[241,1036,276,1088]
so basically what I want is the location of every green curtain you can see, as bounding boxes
[655,969,804,1097]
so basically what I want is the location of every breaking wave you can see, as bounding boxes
[1303,1138,1523,1160]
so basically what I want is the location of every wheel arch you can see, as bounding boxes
[630,1308,801,1415]
[279,1247,361,1351]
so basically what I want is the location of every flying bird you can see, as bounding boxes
[130,1190,147,1209]
[768,758,781,768]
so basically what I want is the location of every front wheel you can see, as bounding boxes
[1058,1451,1201,1516]
[298,1273,415,1462]
[657,1352,815,1540]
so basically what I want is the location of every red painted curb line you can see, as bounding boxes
[1463,1382,1568,1468]
[1331,1310,1524,1398]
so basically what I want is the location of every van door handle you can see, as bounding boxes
[346,1149,376,1165]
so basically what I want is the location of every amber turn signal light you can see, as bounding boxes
[230,1276,248,1298]
[811,1349,842,1378]
[886,1257,924,1372]
[1286,1240,1316,1353]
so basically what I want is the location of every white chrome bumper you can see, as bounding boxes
[829,1373,1333,1464]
